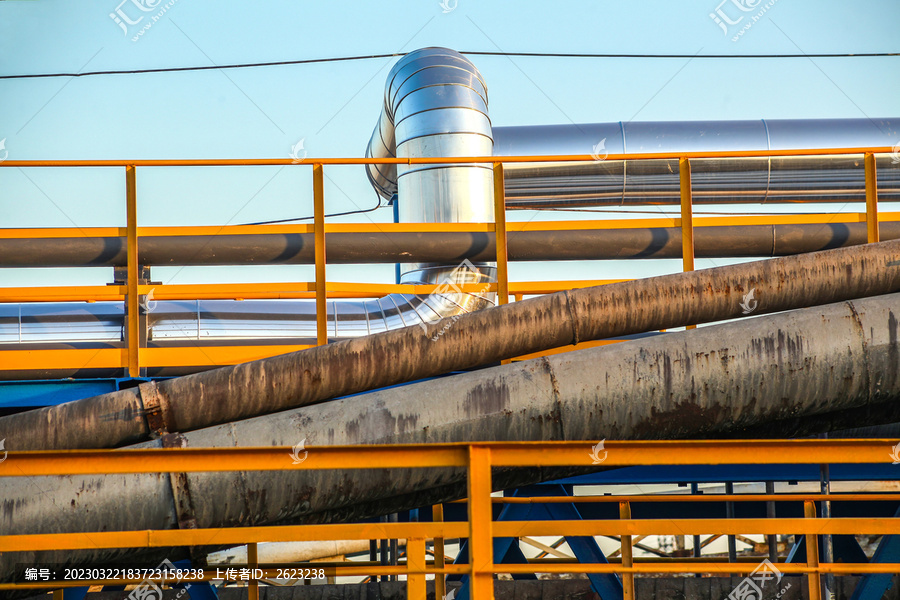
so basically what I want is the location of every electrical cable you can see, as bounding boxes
[2,51,896,80]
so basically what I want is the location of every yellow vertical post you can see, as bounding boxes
[494,163,511,365]
[125,165,140,377]
[679,157,696,330]
[407,538,427,600]
[493,163,509,306]
[804,500,821,599]
[619,501,634,600]
[433,504,446,600]
[313,163,327,346]
[865,152,879,243]
[53,590,63,600]
[467,445,494,600]
[247,542,259,600]
[679,157,694,272]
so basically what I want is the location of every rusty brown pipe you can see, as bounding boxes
[2,238,900,452]
[1,222,899,267]
[2,292,900,587]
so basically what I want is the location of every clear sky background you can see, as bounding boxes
[1,0,898,289]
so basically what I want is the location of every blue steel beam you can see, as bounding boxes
[851,505,900,600]
[551,463,900,485]
[453,485,623,600]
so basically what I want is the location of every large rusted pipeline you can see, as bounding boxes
[2,293,899,585]
[2,222,900,267]
[3,239,900,452]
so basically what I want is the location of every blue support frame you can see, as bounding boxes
[851,504,900,600]
[0,377,155,413]
[452,485,623,600]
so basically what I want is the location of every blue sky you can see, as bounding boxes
[1,0,898,288]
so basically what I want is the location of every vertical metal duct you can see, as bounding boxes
[366,46,496,287]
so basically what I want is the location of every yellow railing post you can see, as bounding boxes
[494,162,511,365]
[492,162,509,307]
[247,542,259,600]
[679,157,696,330]
[313,163,327,346]
[433,504,446,600]
[407,537,427,600]
[804,500,822,599]
[619,500,634,600]
[865,152,879,243]
[467,445,494,600]
[125,165,140,377]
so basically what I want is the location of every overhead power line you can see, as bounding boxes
[1,51,897,80]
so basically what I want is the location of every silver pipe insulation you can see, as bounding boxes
[366,46,495,284]
[494,118,900,207]
[4,238,900,451]
[3,292,900,582]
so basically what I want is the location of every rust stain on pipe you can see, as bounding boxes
[3,239,900,451]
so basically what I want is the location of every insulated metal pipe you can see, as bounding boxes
[493,119,900,207]
[3,238,900,451]
[3,221,900,268]
[2,292,899,583]
[365,46,494,283]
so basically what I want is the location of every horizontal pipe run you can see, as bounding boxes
[2,222,900,267]
[2,238,900,451]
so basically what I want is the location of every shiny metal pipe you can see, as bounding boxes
[493,119,900,207]
[0,269,494,345]
[366,47,495,281]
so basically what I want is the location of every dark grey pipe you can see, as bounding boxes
[2,292,899,586]
[3,222,900,267]
[3,238,900,452]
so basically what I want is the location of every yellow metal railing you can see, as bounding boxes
[1,439,899,599]
[0,147,892,375]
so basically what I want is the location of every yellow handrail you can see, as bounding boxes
[1,440,899,598]
[0,148,888,375]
